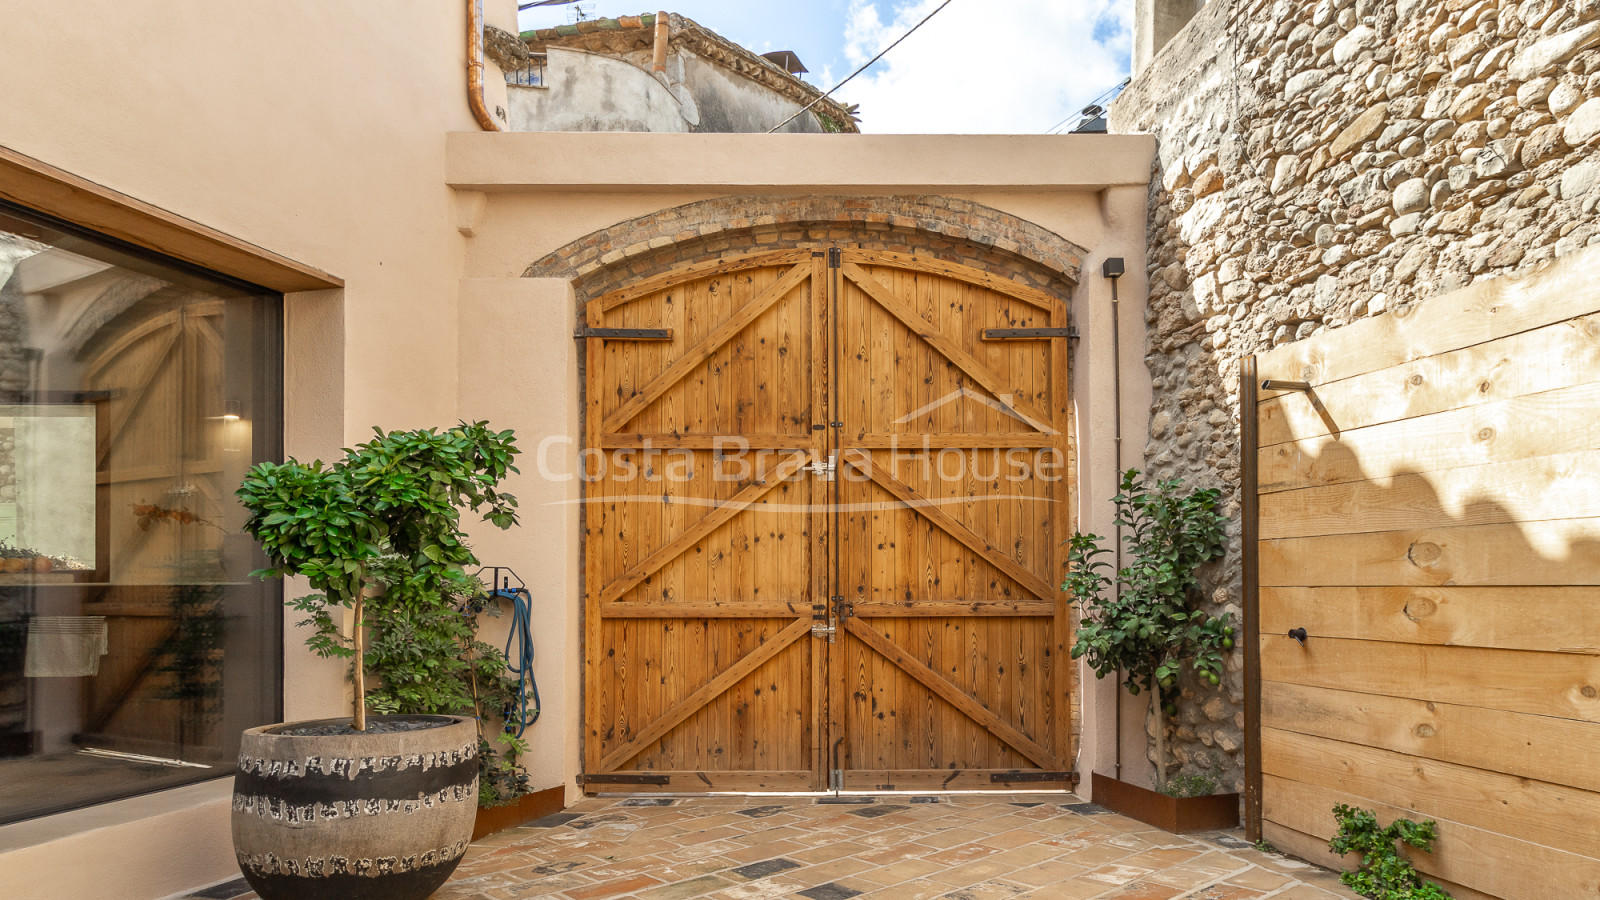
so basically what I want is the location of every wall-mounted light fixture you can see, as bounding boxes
[222,400,241,422]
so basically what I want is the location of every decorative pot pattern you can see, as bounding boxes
[231,715,478,900]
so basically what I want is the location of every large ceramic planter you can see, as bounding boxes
[232,715,478,900]
[1091,772,1240,833]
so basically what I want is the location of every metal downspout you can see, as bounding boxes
[468,0,503,132]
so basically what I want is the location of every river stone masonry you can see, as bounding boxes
[1111,0,1600,791]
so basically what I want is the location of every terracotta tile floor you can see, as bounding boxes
[197,795,1361,900]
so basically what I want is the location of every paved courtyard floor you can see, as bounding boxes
[197,794,1361,900]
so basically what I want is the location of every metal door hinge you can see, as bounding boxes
[828,248,842,269]
[579,773,671,785]
[982,327,1080,341]
[574,327,673,341]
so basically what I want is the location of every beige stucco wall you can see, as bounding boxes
[0,4,1152,897]
[449,132,1160,801]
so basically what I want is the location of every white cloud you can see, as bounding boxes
[834,0,1132,134]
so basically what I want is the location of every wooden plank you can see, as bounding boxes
[597,617,811,771]
[839,249,1070,307]
[1049,292,1073,769]
[1258,311,1600,446]
[1262,727,1600,861]
[840,263,1057,434]
[580,770,816,793]
[1258,379,1600,493]
[599,450,807,603]
[1261,792,1514,900]
[598,602,812,618]
[842,450,1056,602]
[1260,517,1600,588]
[1261,585,1600,654]
[1263,681,1600,793]
[843,617,1059,769]
[841,769,1075,791]
[1258,242,1600,390]
[583,295,605,774]
[0,144,341,292]
[603,263,810,432]
[807,250,828,791]
[852,600,1054,617]
[596,250,812,312]
[849,433,1060,449]
[599,433,806,449]
[1259,449,1600,540]
[1260,637,1600,723]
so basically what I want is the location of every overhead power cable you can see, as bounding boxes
[767,0,959,133]
[518,0,577,9]
[1043,77,1131,135]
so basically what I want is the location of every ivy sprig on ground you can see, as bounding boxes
[1330,805,1452,900]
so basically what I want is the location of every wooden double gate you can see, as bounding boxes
[581,248,1076,792]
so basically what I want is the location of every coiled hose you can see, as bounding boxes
[495,587,540,737]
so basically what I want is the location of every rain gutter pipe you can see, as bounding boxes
[468,0,503,132]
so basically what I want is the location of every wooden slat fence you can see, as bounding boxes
[1246,244,1600,900]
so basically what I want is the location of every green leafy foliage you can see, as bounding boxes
[237,421,530,805]
[1157,771,1219,799]
[1330,805,1453,900]
[1063,469,1231,788]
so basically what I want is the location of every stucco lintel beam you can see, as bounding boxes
[445,133,1156,194]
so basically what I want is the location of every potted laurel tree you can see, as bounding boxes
[1064,469,1239,832]
[231,423,519,900]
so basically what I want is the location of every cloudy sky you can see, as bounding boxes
[516,0,1133,134]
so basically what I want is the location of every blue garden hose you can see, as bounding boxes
[495,587,540,736]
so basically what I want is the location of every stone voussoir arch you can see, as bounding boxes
[522,195,1090,304]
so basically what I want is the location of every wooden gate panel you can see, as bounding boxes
[831,252,1071,788]
[586,255,825,790]
[1248,248,1600,899]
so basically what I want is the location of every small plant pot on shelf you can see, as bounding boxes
[1091,772,1240,833]
[231,715,478,900]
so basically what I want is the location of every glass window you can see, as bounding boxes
[0,203,282,824]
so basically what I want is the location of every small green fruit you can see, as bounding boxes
[1222,637,1234,649]
[1223,626,1235,637]
[1207,672,1221,685]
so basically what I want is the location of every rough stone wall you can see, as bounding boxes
[1111,0,1600,791]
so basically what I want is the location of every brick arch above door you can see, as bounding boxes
[522,194,1089,305]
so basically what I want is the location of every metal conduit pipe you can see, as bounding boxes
[468,0,503,132]
[1103,256,1127,782]
[652,10,671,73]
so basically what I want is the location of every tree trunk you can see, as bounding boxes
[1152,693,1168,790]
[352,590,367,732]
[1151,655,1168,789]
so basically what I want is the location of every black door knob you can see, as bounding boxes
[1288,628,1308,645]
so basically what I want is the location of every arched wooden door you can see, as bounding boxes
[583,249,1075,793]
